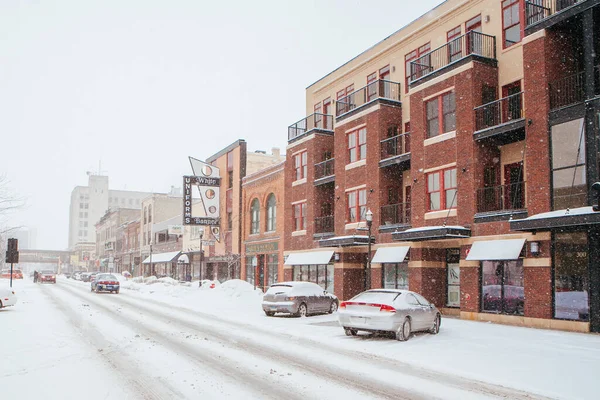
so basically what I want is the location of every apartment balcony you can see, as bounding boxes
[314,215,335,238]
[409,31,497,87]
[288,113,333,143]
[474,182,527,222]
[335,80,401,120]
[474,92,526,143]
[314,158,335,186]
[379,133,411,168]
[549,66,600,110]
[379,202,411,232]
[525,0,600,34]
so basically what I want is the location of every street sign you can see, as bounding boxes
[168,225,184,235]
[5,238,19,264]
[201,240,216,246]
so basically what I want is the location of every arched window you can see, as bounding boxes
[266,194,276,232]
[250,198,260,234]
[148,205,152,223]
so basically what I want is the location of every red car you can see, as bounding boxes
[39,270,56,284]
[1,269,23,279]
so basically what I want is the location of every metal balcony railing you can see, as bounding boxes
[476,182,526,213]
[380,133,411,160]
[314,159,335,180]
[380,203,411,226]
[549,71,585,110]
[335,80,401,117]
[314,215,334,234]
[525,0,583,26]
[409,31,496,83]
[288,113,333,142]
[475,92,524,131]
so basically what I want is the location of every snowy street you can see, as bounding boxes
[1,278,599,400]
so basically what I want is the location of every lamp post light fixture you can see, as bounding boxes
[365,209,373,290]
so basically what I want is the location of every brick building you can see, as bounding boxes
[283,0,600,332]
[240,161,285,291]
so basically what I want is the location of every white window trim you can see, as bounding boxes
[292,230,307,237]
[424,131,456,146]
[424,209,457,220]
[292,178,307,187]
[345,159,367,170]
[423,162,457,174]
[291,199,307,205]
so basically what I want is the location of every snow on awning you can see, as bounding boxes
[177,254,190,264]
[466,239,526,261]
[392,225,471,242]
[284,250,334,266]
[318,235,373,247]
[371,246,411,264]
[510,206,600,231]
[142,251,181,264]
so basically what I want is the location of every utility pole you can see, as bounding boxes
[5,238,19,288]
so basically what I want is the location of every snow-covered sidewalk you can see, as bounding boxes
[68,275,600,400]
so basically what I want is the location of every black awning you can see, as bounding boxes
[510,206,600,232]
[318,235,374,248]
[392,226,471,242]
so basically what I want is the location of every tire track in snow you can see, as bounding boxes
[48,283,315,400]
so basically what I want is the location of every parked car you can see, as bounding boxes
[1,269,23,279]
[91,273,120,294]
[0,287,18,308]
[337,289,441,341]
[262,281,338,317]
[80,272,93,282]
[72,271,84,280]
[39,270,57,284]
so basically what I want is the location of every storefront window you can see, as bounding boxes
[482,260,524,315]
[447,248,460,307]
[245,256,256,286]
[554,232,589,321]
[293,264,334,292]
[382,263,408,289]
[266,254,278,287]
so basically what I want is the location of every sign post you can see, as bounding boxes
[5,238,19,288]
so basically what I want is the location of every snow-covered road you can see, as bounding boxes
[2,278,598,399]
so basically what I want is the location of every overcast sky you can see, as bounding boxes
[0,0,443,250]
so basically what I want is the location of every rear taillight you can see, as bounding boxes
[339,302,347,309]
[379,304,396,313]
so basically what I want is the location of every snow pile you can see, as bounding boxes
[157,277,179,286]
[219,279,263,298]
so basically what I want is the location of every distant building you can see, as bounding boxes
[10,227,37,250]
[95,208,140,272]
[68,173,153,250]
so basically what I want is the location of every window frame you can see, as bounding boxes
[405,42,431,91]
[293,202,307,231]
[266,194,277,232]
[427,168,458,211]
[294,151,308,181]
[250,198,260,234]
[502,0,522,49]
[347,188,367,223]
[347,127,367,164]
[446,26,462,62]
[425,91,456,138]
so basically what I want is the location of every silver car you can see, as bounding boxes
[337,289,441,341]
[262,281,339,317]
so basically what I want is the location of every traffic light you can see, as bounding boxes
[592,182,600,212]
[5,238,19,263]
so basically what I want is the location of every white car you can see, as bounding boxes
[0,287,18,308]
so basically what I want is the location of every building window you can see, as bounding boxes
[79,212,83,218]
[294,151,307,181]
[79,203,84,209]
[551,118,586,210]
[427,168,457,211]
[426,92,456,138]
[447,249,461,307]
[148,205,152,222]
[292,264,334,292]
[347,189,367,223]
[267,254,278,286]
[143,208,147,224]
[481,260,524,315]
[447,26,462,62]
[85,203,88,209]
[250,198,260,234]
[382,263,408,289]
[266,193,276,232]
[293,202,307,231]
[246,256,256,286]
[228,170,234,189]
[348,127,367,163]
[554,232,589,321]
[405,42,431,90]
[502,0,521,48]
[367,71,378,101]
[227,212,233,231]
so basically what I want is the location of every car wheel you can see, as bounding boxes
[95,287,100,293]
[264,311,275,317]
[344,328,358,337]
[328,301,338,314]
[429,314,441,335]
[90,286,93,292]
[396,317,411,341]
[296,303,307,317]
[115,289,119,294]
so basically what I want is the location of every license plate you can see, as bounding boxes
[350,316,366,324]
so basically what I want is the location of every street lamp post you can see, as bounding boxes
[198,228,204,284]
[365,209,373,290]
[149,242,153,277]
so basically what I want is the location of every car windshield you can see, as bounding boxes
[98,274,117,280]
[351,291,401,304]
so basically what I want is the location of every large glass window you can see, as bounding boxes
[426,92,455,138]
[482,260,524,315]
[551,118,586,210]
[502,0,521,48]
[447,249,461,307]
[292,264,334,292]
[347,189,367,223]
[266,254,278,286]
[382,263,409,289]
[427,168,457,211]
[348,127,367,163]
[266,194,276,232]
[554,232,589,321]
[250,198,260,234]
[245,256,256,286]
